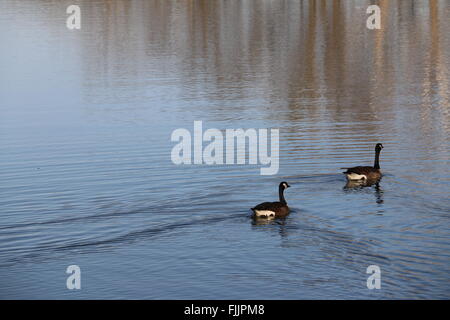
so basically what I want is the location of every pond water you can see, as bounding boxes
[0,0,449,299]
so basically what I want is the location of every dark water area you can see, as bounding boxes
[0,0,449,299]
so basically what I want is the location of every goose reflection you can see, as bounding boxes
[344,179,384,204]
[250,215,289,238]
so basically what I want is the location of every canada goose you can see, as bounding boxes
[251,182,290,218]
[342,143,384,181]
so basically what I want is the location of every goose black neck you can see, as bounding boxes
[279,185,287,205]
[374,148,381,169]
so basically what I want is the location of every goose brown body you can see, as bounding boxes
[342,166,382,180]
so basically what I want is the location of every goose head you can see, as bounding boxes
[279,181,290,190]
[375,143,384,152]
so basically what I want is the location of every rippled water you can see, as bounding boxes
[1,0,449,299]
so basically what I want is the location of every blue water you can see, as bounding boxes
[0,0,449,299]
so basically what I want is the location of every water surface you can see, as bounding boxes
[0,0,449,299]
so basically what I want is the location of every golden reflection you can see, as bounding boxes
[62,0,450,147]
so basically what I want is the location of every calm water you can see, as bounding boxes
[1,0,449,299]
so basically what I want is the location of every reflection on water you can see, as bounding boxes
[0,0,449,299]
[344,181,384,205]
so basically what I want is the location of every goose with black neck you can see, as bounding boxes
[251,182,291,219]
[342,143,384,181]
